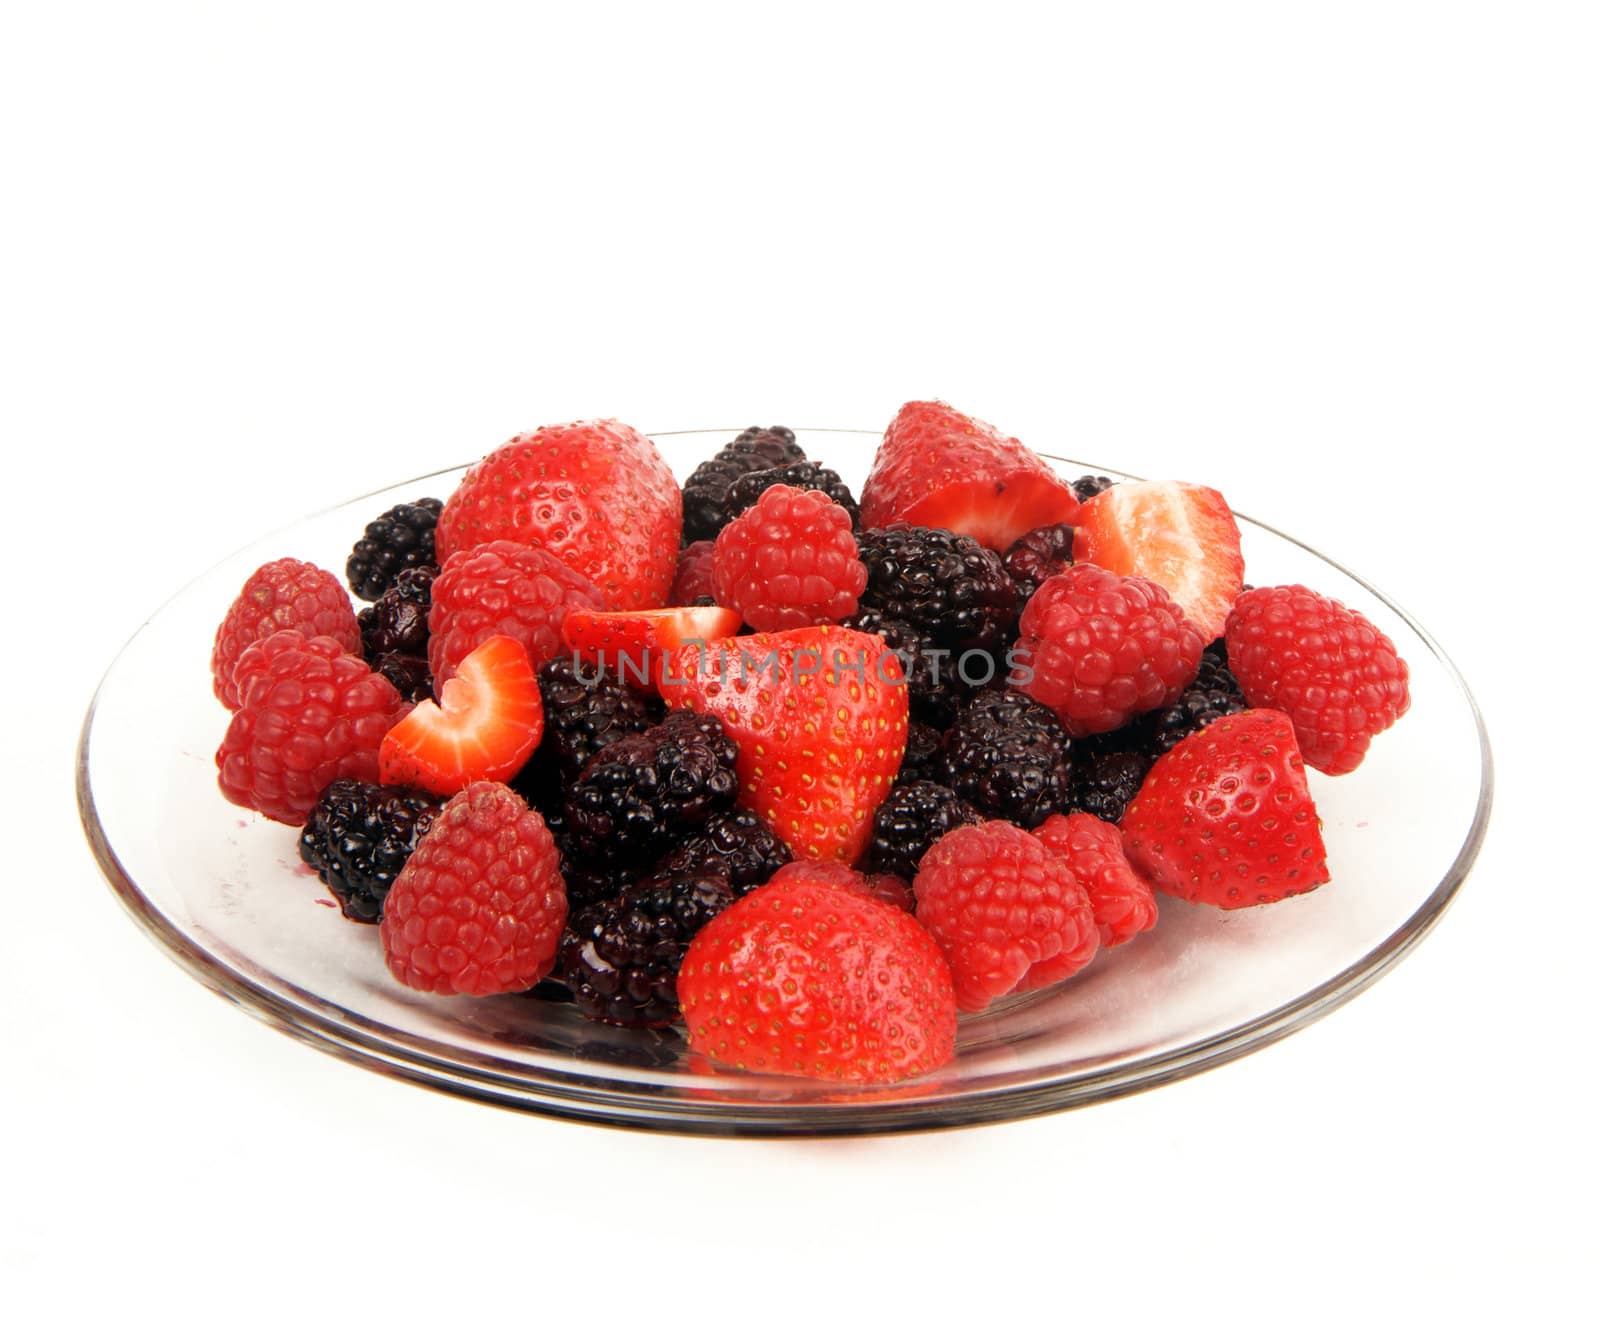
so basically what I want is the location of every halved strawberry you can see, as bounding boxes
[561,605,741,690]
[378,635,543,795]
[859,400,1081,550]
[1071,480,1244,641]
[1120,709,1330,910]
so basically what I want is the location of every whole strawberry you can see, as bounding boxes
[860,400,1080,550]
[711,485,866,631]
[662,625,909,863]
[428,539,605,685]
[1120,708,1330,909]
[380,781,567,996]
[435,420,682,610]
[1013,562,1204,737]
[678,873,957,1083]
[1224,585,1410,775]
[914,820,1100,1012]
[211,558,360,709]
[1032,813,1158,948]
[216,631,405,825]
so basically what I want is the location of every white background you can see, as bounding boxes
[4,3,1595,1318]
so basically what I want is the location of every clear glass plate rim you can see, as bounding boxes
[74,430,1495,1136]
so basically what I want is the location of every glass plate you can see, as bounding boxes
[77,429,1492,1135]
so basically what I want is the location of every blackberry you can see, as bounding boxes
[936,688,1072,828]
[1066,744,1152,824]
[1072,474,1116,503]
[897,721,944,784]
[558,874,736,1026]
[867,780,982,881]
[844,610,965,728]
[855,525,1018,655]
[724,461,860,528]
[563,710,740,865]
[346,497,443,602]
[371,651,433,704]
[681,426,807,543]
[533,655,662,784]
[1002,524,1074,609]
[1120,639,1248,757]
[359,564,436,657]
[298,779,443,922]
[644,808,792,896]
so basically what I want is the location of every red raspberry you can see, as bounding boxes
[1013,562,1203,737]
[913,820,1099,1012]
[671,539,718,606]
[216,631,405,825]
[711,485,866,632]
[1032,812,1158,948]
[767,859,916,913]
[211,558,360,709]
[380,781,567,996]
[1224,585,1411,775]
[428,539,605,686]
[678,873,957,1083]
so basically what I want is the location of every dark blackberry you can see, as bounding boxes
[371,651,434,704]
[562,710,740,865]
[346,497,443,602]
[644,808,792,896]
[867,780,983,881]
[936,688,1072,828]
[681,426,807,543]
[558,874,736,1026]
[298,779,443,922]
[1120,639,1248,757]
[855,525,1018,655]
[843,611,966,728]
[533,655,662,784]
[724,461,860,528]
[359,565,437,658]
[1002,524,1075,609]
[1072,474,1116,503]
[897,721,944,784]
[1066,745,1153,824]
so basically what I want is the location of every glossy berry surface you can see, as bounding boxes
[866,779,982,882]
[345,497,443,602]
[558,873,735,1026]
[211,558,361,710]
[298,779,443,922]
[1225,585,1411,775]
[712,485,866,632]
[1032,812,1158,948]
[678,872,958,1083]
[914,820,1100,1012]
[217,632,405,825]
[935,688,1073,828]
[380,781,567,996]
[1002,522,1075,609]
[1014,562,1205,737]
[681,425,807,544]
[644,807,793,896]
[724,460,860,528]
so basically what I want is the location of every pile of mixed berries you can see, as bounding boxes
[210,402,1412,1085]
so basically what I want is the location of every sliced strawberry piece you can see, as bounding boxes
[378,635,543,795]
[860,400,1080,550]
[1071,480,1244,641]
[561,605,741,690]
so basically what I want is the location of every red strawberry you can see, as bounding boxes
[434,420,682,610]
[1120,709,1330,909]
[1071,480,1245,642]
[379,635,543,795]
[859,400,1080,550]
[677,872,958,1083]
[561,604,742,691]
[662,625,909,863]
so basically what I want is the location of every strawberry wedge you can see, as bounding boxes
[1072,480,1245,641]
[562,605,742,690]
[379,635,543,795]
[860,400,1080,550]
